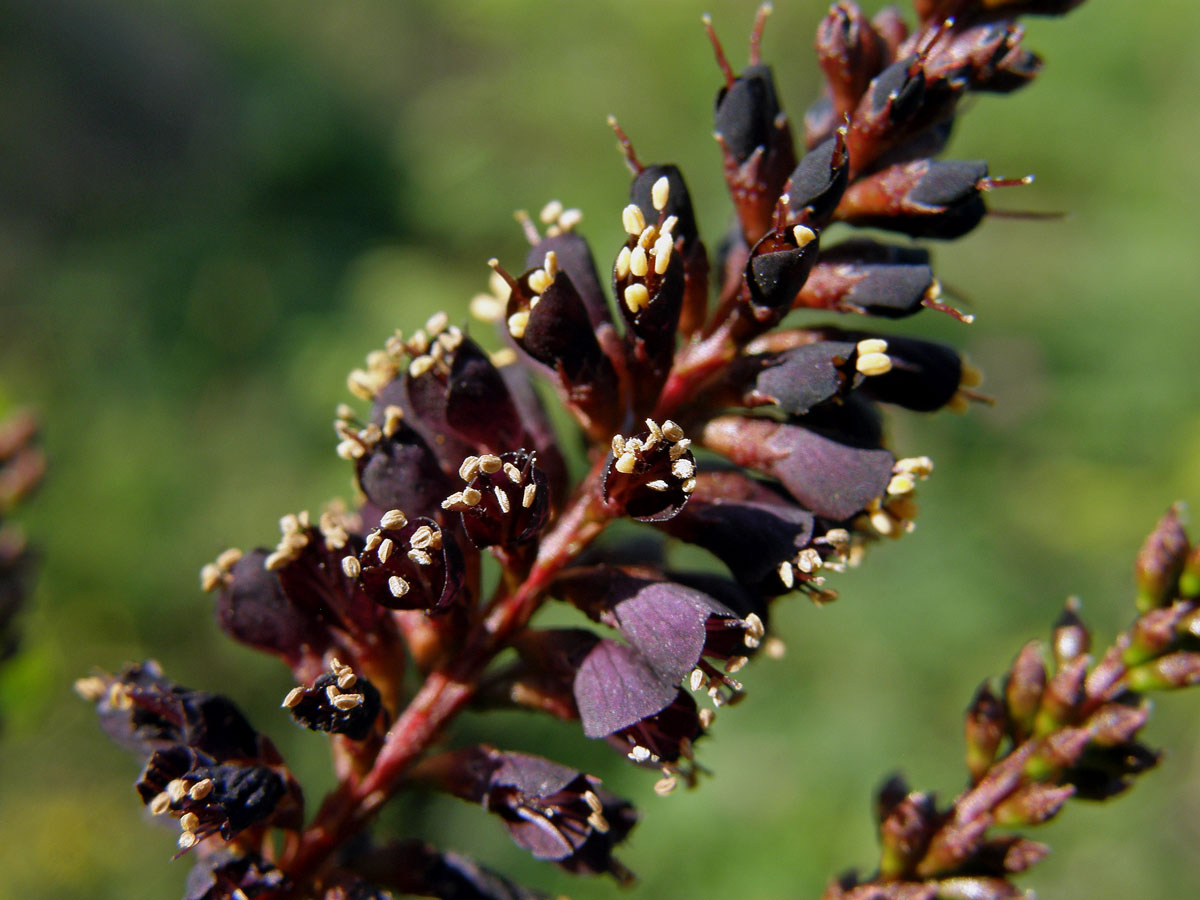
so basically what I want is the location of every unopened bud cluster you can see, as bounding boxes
[829,505,1200,900]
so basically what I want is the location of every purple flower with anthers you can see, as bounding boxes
[77,2,1095,896]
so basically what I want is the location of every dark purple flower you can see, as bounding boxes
[438,746,636,882]
[136,745,295,853]
[702,414,894,521]
[404,327,527,455]
[562,568,754,676]
[444,450,550,550]
[209,511,393,669]
[348,839,548,900]
[497,257,622,438]
[837,158,991,239]
[282,658,382,741]
[795,238,935,318]
[74,661,268,764]
[350,413,455,523]
[353,511,467,613]
[741,224,821,332]
[779,130,850,228]
[663,471,826,593]
[602,419,696,522]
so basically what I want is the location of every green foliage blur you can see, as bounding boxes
[1,1,1198,898]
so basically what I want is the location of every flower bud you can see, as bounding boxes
[1134,505,1189,611]
[1052,598,1090,668]
[992,782,1074,827]
[816,2,887,125]
[878,790,938,879]
[795,239,934,318]
[964,683,1007,783]
[1003,641,1046,740]
[1085,700,1149,747]
[837,158,990,239]
[913,815,989,877]
[1126,651,1200,691]
[1034,654,1087,735]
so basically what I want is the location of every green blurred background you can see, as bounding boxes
[2,0,1198,897]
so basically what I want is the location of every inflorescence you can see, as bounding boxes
[77,2,1102,898]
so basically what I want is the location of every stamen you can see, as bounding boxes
[630,245,649,277]
[380,508,408,530]
[621,203,647,236]
[651,175,670,211]
[341,556,361,578]
[624,283,650,313]
[388,575,409,599]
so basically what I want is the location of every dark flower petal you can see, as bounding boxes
[743,225,820,328]
[215,551,331,667]
[797,241,934,318]
[837,158,989,239]
[574,638,679,738]
[356,422,454,522]
[404,328,525,455]
[504,266,621,434]
[715,63,782,165]
[525,231,610,330]
[780,132,850,226]
[349,839,548,900]
[439,746,636,881]
[80,662,265,763]
[859,334,965,411]
[372,373,474,477]
[702,415,893,521]
[747,341,860,415]
[664,472,816,590]
[355,515,466,613]
[184,849,289,900]
[450,450,550,549]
